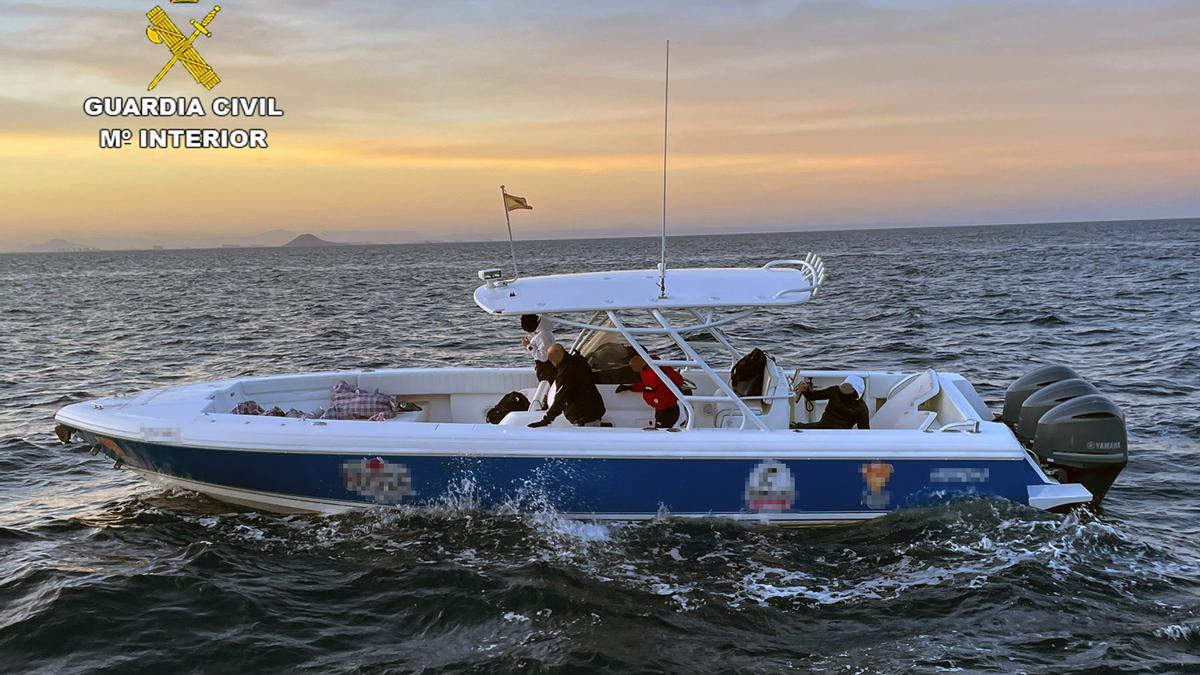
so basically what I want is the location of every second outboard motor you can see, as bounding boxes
[1033,394,1128,504]
[1002,365,1080,425]
[1016,378,1100,443]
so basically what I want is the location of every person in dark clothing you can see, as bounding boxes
[520,314,557,383]
[791,375,870,429]
[528,344,606,427]
[617,354,685,429]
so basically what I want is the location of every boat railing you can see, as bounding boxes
[594,308,770,431]
[762,253,826,298]
[738,393,796,402]
[553,305,796,431]
[544,254,828,432]
[555,310,754,336]
[929,420,981,434]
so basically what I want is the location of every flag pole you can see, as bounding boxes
[658,40,669,299]
[500,185,520,279]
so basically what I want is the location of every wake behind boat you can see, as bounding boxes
[54,256,1129,523]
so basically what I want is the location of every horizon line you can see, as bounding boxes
[8,215,1197,255]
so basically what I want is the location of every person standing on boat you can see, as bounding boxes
[528,344,606,427]
[791,375,870,429]
[617,354,685,429]
[520,314,557,383]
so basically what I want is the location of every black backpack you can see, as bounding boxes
[486,391,531,424]
[730,348,768,397]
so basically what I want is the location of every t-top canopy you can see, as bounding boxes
[474,257,825,315]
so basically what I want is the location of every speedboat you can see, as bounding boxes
[54,255,1128,524]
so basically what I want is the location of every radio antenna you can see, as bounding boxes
[658,39,670,299]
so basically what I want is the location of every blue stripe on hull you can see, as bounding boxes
[84,434,1031,516]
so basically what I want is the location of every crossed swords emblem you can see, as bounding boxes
[145,4,222,90]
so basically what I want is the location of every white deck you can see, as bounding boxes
[474,260,823,314]
[55,367,1027,461]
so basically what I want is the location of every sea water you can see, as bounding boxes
[1,220,1197,672]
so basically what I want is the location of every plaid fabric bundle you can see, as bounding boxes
[231,382,420,421]
[322,381,398,420]
[330,381,359,402]
[319,405,355,420]
[320,400,392,420]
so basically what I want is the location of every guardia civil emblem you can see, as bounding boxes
[145,4,222,90]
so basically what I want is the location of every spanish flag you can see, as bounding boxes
[504,193,532,212]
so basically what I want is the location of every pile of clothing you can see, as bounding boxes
[231,401,307,418]
[231,380,422,421]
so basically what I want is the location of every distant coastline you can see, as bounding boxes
[23,239,98,253]
[283,234,341,248]
[9,216,1198,254]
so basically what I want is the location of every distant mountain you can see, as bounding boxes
[26,239,97,252]
[284,233,340,248]
[241,229,298,247]
[210,229,299,248]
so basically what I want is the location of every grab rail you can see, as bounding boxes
[763,253,826,298]
[773,285,818,299]
[929,420,981,434]
[550,309,754,335]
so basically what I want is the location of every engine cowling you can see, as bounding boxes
[1002,364,1080,425]
[1033,394,1128,504]
[1016,377,1100,443]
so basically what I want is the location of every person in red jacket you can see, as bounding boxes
[616,354,685,429]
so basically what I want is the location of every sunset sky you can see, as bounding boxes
[2,0,1198,250]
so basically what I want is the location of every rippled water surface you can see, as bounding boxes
[2,220,1198,672]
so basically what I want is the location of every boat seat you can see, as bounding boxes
[498,410,572,427]
[888,410,937,431]
[872,369,940,430]
[718,355,792,429]
[497,409,644,428]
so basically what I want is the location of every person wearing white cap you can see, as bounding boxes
[791,375,870,429]
[520,314,557,383]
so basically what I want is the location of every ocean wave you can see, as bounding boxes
[1154,623,1199,641]
[3,223,1200,672]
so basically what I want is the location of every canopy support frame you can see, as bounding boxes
[549,307,770,431]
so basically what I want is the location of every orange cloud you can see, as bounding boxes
[1,1,1197,249]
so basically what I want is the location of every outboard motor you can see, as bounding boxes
[1002,364,1080,425]
[1002,365,1129,507]
[1032,394,1128,504]
[1015,378,1099,443]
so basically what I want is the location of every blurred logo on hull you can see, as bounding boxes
[745,460,796,512]
[342,457,414,505]
[860,462,893,510]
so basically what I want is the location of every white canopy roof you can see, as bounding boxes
[474,258,825,315]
